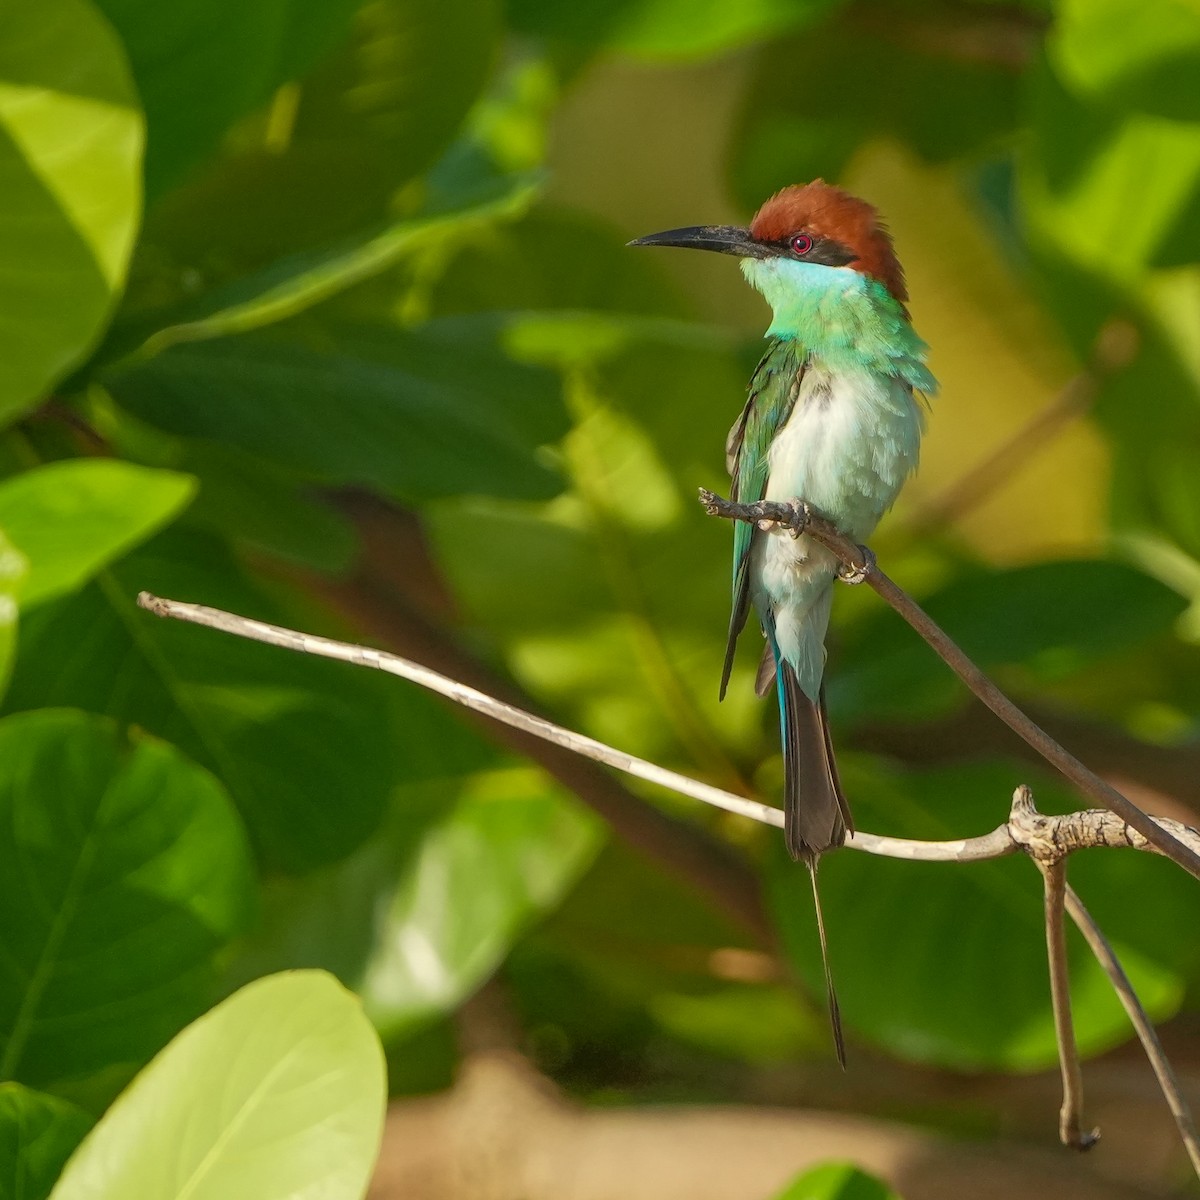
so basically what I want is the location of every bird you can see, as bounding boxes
[631,180,936,1064]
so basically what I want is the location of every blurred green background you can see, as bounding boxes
[1,0,1199,1195]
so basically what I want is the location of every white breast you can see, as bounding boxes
[764,365,922,539]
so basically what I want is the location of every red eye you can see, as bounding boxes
[790,233,813,256]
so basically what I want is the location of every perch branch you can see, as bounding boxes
[135,593,1200,1178]
[697,489,1200,882]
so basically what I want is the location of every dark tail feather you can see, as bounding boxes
[778,662,851,859]
[808,859,846,1069]
[777,660,850,1065]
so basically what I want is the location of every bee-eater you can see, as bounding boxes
[631,181,935,1064]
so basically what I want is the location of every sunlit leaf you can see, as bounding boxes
[49,972,385,1200]
[0,0,142,423]
[0,461,194,609]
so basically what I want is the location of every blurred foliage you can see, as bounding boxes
[1,0,1199,1192]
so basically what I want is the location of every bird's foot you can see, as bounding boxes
[697,489,810,537]
[837,545,876,585]
[778,498,810,538]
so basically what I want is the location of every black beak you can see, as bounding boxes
[627,225,771,259]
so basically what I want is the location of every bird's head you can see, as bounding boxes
[629,180,907,309]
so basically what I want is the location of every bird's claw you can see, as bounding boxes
[782,499,810,538]
[837,545,875,585]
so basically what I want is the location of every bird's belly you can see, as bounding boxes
[763,367,921,540]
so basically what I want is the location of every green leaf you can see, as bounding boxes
[120,175,540,362]
[95,0,361,197]
[0,461,195,609]
[2,528,397,873]
[49,971,386,1200]
[0,710,254,1086]
[0,1085,91,1200]
[362,767,601,1039]
[105,316,568,503]
[508,0,840,60]
[833,560,1187,723]
[0,0,142,423]
[773,1162,901,1200]
[768,760,1193,1070]
[1051,0,1200,121]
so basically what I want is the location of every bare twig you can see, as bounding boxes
[135,592,1200,867]
[1065,886,1200,1178]
[1038,854,1099,1151]
[697,489,1200,882]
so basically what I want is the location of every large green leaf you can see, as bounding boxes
[1051,0,1200,121]
[507,0,839,59]
[768,760,1194,1070]
[0,710,254,1086]
[49,971,386,1200]
[2,528,397,873]
[95,0,361,197]
[772,1163,901,1200]
[105,316,568,502]
[0,1085,91,1200]
[0,461,194,609]
[361,766,601,1039]
[0,0,142,423]
[832,559,1187,723]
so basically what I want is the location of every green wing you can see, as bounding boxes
[718,338,806,699]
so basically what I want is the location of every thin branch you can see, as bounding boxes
[136,591,785,828]
[697,489,1200,882]
[1065,886,1200,1178]
[137,591,1200,1178]
[1038,855,1098,1151]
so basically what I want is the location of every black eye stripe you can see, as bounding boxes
[771,234,857,268]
